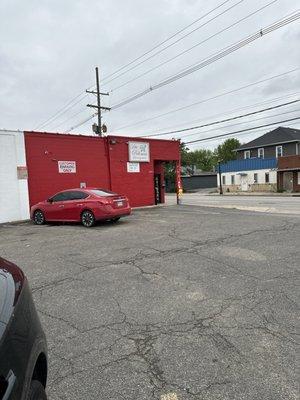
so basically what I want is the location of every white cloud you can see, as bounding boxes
[0,0,299,149]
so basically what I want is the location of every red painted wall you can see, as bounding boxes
[24,132,180,208]
[107,136,179,206]
[25,132,110,207]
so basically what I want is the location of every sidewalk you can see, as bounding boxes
[166,192,300,215]
[209,191,300,197]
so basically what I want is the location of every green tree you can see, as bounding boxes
[214,138,240,163]
[189,149,216,172]
[180,142,191,166]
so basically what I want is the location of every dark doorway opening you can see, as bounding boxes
[154,174,162,205]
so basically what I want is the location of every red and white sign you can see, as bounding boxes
[58,161,76,173]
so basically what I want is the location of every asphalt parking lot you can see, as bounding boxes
[0,205,299,400]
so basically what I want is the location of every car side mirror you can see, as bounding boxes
[47,198,53,203]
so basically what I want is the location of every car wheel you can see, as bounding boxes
[33,210,45,225]
[81,210,95,227]
[111,217,120,223]
[27,380,47,400]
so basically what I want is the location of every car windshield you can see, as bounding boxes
[89,189,117,197]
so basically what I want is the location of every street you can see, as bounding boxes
[0,204,299,400]
[167,192,300,215]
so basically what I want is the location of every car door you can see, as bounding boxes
[45,191,69,221]
[62,191,89,221]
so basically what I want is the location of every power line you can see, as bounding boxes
[184,116,300,144]
[136,99,300,138]
[186,120,300,147]
[179,107,300,140]
[64,113,97,133]
[160,108,300,148]
[111,12,300,111]
[33,1,234,131]
[110,0,278,92]
[139,91,300,135]
[104,0,247,87]
[34,88,92,130]
[52,107,90,131]
[101,0,232,84]
[113,68,300,131]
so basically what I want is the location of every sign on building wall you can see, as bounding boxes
[17,166,28,179]
[128,141,150,162]
[58,161,76,173]
[127,162,140,173]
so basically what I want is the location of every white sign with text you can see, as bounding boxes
[128,141,150,162]
[58,161,76,173]
[127,162,140,173]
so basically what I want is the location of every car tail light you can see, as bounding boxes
[97,200,110,205]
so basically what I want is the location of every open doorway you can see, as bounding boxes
[154,161,165,204]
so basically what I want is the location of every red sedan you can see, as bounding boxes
[30,188,131,227]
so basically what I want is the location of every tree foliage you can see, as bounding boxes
[180,138,241,173]
[214,138,241,163]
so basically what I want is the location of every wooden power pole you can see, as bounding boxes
[86,67,110,136]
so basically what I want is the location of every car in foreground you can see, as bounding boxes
[31,188,132,227]
[0,258,48,400]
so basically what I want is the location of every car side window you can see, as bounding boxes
[51,192,69,202]
[67,191,89,200]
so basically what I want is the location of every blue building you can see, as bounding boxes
[219,127,300,192]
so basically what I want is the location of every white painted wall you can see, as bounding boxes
[0,130,30,223]
[218,169,277,188]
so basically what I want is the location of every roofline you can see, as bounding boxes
[0,128,23,133]
[235,139,300,152]
[23,131,179,143]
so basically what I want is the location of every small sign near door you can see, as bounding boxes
[127,162,140,173]
[58,161,76,173]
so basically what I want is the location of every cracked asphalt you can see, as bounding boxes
[0,205,299,400]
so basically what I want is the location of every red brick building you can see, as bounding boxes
[277,155,300,192]
[24,132,181,208]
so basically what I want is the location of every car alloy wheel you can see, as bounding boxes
[81,210,95,227]
[34,210,45,225]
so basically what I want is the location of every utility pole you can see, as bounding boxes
[86,67,110,136]
[218,161,223,195]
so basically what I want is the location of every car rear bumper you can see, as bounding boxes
[94,206,132,220]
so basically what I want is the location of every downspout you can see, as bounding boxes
[105,136,112,190]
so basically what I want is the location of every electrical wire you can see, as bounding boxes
[113,68,300,131]
[64,113,97,133]
[34,92,90,130]
[179,107,300,141]
[140,91,300,135]
[46,0,235,124]
[111,11,300,111]
[52,107,90,131]
[184,116,300,144]
[103,0,247,87]
[186,120,300,147]
[136,99,300,138]
[110,0,278,92]
[158,108,300,149]
[101,0,233,83]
